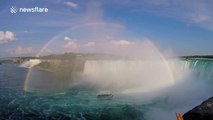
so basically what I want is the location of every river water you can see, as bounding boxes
[0,59,213,120]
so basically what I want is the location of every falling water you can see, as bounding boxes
[83,60,174,93]
[19,59,41,68]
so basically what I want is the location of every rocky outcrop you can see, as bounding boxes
[183,97,213,120]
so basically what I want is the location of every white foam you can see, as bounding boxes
[19,59,41,68]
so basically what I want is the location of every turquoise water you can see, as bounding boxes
[0,63,147,120]
[0,59,213,120]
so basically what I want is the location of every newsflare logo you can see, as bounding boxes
[10,6,48,14]
[10,6,18,14]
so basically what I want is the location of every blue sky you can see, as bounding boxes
[0,0,213,57]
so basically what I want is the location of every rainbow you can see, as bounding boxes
[23,23,175,91]
[24,22,111,91]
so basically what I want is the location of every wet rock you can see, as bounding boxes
[183,97,213,120]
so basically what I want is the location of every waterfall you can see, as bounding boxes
[183,59,213,82]
[19,59,41,68]
[83,60,174,93]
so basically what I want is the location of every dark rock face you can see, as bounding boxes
[183,97,213,120]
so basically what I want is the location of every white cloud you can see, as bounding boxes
[0,31,16,44]
[193,15,210,23]
[64,36,73,41]
[0,32,3,41]
[65,1,78,9]
[23,30,32,34]
[130,0,213,31]
[110,40,134,47]
[84,42,96,47]
[64,36,78,49]
[65,41,78,49]
[15,46,33,55]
